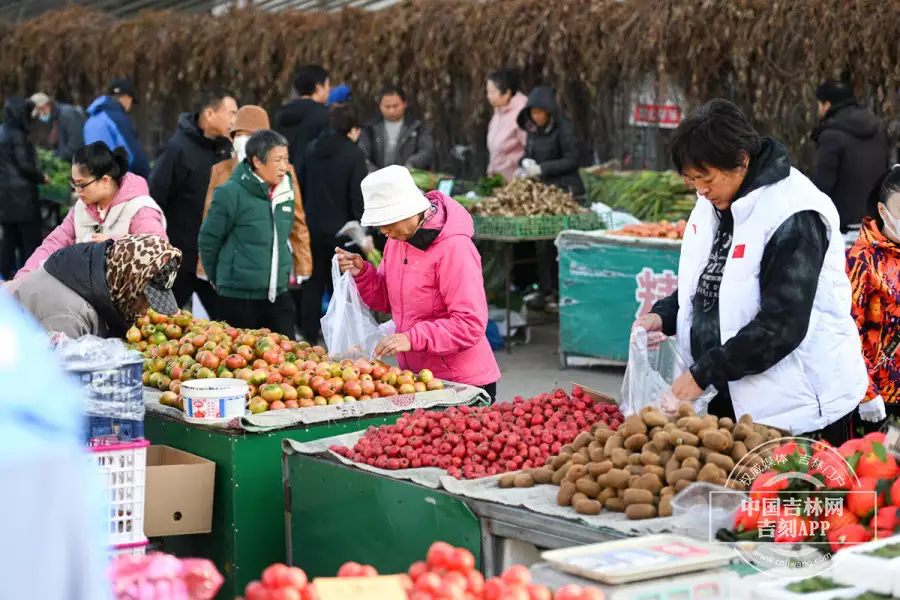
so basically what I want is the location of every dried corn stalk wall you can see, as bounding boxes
[1,1,899,172]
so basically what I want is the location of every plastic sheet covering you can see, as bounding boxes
[58,335,144,421]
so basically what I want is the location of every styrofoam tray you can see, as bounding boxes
[831,534,900,596]
[752,578,865,600]
[541,534,737,585]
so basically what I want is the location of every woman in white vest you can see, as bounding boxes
[14,141,167,280]
[633,99,867,444]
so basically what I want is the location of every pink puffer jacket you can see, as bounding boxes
[354,192,501,387]
[16,173,166,279]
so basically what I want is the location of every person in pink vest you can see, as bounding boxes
[335,165,501,400]
[15,141,166,279]
[486,67,528,180]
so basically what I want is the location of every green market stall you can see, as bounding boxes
[143,383,488,599]
[281,450,660,580]
[557,231,681,366]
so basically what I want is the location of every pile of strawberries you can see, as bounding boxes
[241,542,606,600]
[732,431,900,550]
[330,387,624,480]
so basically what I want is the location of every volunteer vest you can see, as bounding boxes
[72,195,166,243]
[675,168,867,433]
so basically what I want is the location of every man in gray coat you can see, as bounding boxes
[30,92,86,163]
[358,85,435,173]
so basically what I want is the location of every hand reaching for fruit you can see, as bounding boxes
[335,247,364,276]
[374,333,411,359]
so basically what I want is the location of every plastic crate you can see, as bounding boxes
[473,212,607,240]
[69,357,144,421]
[90,439,149,546]
[85,416,145,443]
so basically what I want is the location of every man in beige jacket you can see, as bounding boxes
[199,105,312,300]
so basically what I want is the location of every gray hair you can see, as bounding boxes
[246,129,289,167]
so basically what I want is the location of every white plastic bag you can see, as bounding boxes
[320,255,384,360]
[620,328,717,417]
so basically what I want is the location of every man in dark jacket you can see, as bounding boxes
[30,93,85,163]
[811,80,890,232]
[274,65,330,176]
[358,85,435,173]
[83,78,150,177]
[298,104,368,343]
[517,86,584,198]
[0,97,47,281]
[149,88,236,309]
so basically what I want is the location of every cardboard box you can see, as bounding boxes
[144,445,215,537]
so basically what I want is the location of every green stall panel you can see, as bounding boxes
[284,454,481,578]
[558,232,681,364]
[144,413,405,599]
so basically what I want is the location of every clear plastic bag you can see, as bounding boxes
[56,335,145,421]
[620,328,717,417]
[321,255,384,360]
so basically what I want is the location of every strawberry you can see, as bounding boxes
[874,506,900,532]
[734,503,761,533]
[827,524,872,553]
[750,471,788,501]
[847,476,885,518]
[857,443,900,479]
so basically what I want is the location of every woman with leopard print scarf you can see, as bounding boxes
[11,234,181,339]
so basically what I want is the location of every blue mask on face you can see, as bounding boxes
[38,113,51,123]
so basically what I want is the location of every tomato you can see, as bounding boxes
[263,564,300,590]
[269,589,301,600]
[408,561,428,582]
[555,584,585,600]
[527,584,553,600]
[442,571,468,594]
[337,562,362,578]
[483,578,507,600]
[426,541,456,569]
[359,565,378,577]
[501,565,532,587]
[466,570,485,594]
[448,547,476,572]
[505,585,530,600]
[245,581,270,600]
[581,588,606,600]
[415,572,442,594]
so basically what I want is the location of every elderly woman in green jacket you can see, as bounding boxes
[198,129,297,335]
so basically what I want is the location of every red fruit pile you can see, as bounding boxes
[408,542,605,600]
[331,387,623,479]
[244,563,315,600]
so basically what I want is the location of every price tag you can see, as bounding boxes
[314,576,408,600]
[438,179,455,196]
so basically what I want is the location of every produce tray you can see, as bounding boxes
[473,212,608,241]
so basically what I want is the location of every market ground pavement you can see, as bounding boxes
[492,322,624,403]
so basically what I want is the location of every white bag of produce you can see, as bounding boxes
[321,255,383,360]
[621,327,716,417]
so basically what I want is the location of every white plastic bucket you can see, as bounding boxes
[181,379,248,424]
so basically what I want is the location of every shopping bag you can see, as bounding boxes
[320,255,384,360]
[620,327,717,417]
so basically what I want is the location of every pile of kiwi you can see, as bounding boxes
[497,402,784,520]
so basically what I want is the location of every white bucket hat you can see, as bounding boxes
[360,165,431,227]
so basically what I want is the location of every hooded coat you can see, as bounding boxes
[148,112,232,273]
[811,100,890,230]
[12,241,127,339]
[847,217,900,405]
[274,98,329,174]
[517,87,584,198]
[353,192,501,387]
[83,96,150,177]
[0,98,43,223]
[487,92,528,180]
[299,130,367,236]
[16,173,167,279]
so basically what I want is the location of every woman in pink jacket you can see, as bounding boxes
[15,142,166,279]
[486,68,528,180]
[336,165,501,400]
